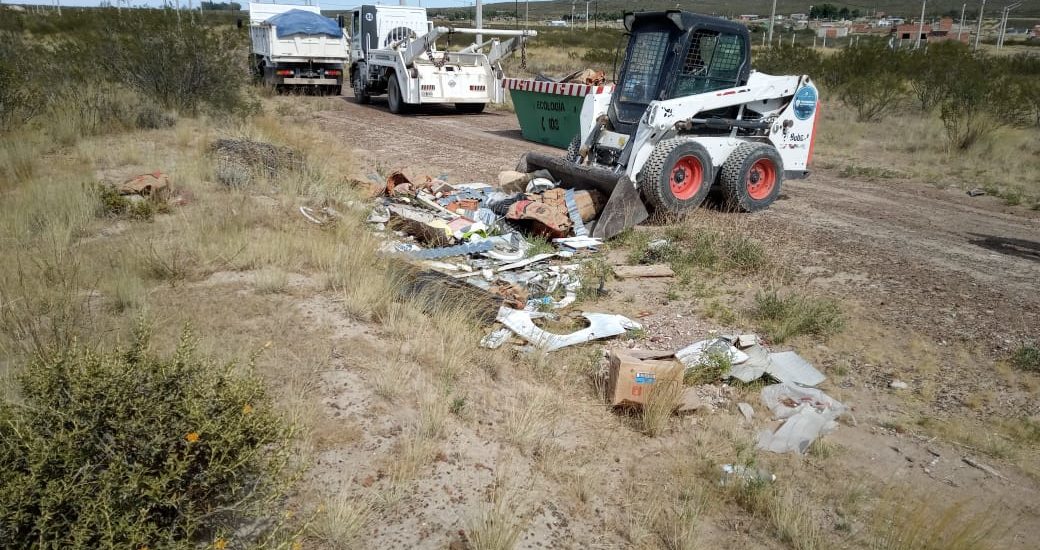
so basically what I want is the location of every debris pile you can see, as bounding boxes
[369,168,639,349]
[365,167,847,455]
[602,333,847,454]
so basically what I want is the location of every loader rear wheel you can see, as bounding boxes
[639,138,713,213]
[720,142,784,212]
[387,76,409,114]
[455,103,486,114]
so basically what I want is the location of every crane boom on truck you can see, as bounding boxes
[248,3,350,94]
[348,4,536,114]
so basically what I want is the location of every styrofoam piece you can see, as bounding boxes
[496,307,641,352]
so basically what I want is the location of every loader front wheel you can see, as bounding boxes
[639,138,713,214]
[720,142,783,212]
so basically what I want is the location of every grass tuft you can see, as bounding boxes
[752,289,844,343]
[309,493,374,550]
[640,380,682,437]
[1010,345,1040,373]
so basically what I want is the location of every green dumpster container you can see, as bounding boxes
[503,78,613,149]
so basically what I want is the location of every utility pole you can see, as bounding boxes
[476,0,483,47]
[585,1,589,31]
[915,0,927,49]
[768,0,778,45]
[957,3,966,40]
[998,3,1022,49]
[974,0,986,51]
[571,1,575,31]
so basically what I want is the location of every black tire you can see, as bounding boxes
[352,64,370,104]
[388,75,409,114]
[720,142,784,212]
[638,138,714,213]
[564,134,582,163]
[455,103,486,114]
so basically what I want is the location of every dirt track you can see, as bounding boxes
[318,94,1040,353]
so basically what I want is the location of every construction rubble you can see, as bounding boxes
[365,168,848,455]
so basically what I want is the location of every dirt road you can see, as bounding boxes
[319,95,1039,353]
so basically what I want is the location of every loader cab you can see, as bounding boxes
[611,11,751,135]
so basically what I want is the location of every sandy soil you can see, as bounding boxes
[291,93,1040,548]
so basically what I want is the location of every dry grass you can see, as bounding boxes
[309,493,375,549]
[869,491,1001,550]
[640,380,682,437]
[816,102,1040,206]
[503,391,559,454]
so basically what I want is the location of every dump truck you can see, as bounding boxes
[248,3,350,94]
[347,4,536,113]
[519,10,820,239]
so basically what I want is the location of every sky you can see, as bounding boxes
[2,0,543,9]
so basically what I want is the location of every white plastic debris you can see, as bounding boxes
[496,307,642,352]
[766,351,826,387]
[480,327,513,349]
[729,344,770,383]
[721,464,776,484]
[757,382,847,454]
[675,338,749,369]
[737,402,755,422]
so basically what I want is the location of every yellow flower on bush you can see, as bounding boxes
[185,432,200,443]
[213,538,227,550]
[242,404,253,415]
[291,541,302,550]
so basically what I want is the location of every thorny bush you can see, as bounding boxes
[0,324,295,548]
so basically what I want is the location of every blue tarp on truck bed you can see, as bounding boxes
[267,9,343,39]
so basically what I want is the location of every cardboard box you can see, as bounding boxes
[607,350,684,407]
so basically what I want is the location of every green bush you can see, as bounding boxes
[753,44,822,77]
[822,44,907,121]
[0,325,294,547]
[93,183,167,221]
[1011,345,1040,373]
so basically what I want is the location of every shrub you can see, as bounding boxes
[1011,345,1040,373]
[93,183,166,221]
[905,42,969,112]
[823,44,907,121]
[0,325,294,547]
[752,289,844,343]
[753,44,822,77]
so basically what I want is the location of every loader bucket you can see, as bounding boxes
[518,152,649,240]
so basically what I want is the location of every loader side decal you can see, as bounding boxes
[794,86,817,121]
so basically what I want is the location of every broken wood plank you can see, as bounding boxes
[613,264,675,278]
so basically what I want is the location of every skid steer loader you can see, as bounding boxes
[518,10,820,239]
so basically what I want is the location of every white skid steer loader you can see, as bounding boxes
[518,10,820,239]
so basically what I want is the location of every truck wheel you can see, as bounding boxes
[455,103,486,114]
[720,142,784,212]
[388,76,409,114]
[638,138,714,214]
[352,65,370,104]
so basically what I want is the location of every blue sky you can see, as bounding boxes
[3,0,545,8]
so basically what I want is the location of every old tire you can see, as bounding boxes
[352,64,370,104]
[720,142,783,212]
[639,138,714,213]
[388,76,409,114]
[455,103,486,114]
[564,134,582,163]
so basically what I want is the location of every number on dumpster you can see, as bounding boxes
[541,117,560,132]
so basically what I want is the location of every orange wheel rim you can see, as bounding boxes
[747,159,776,200]
[669,156,703,200]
